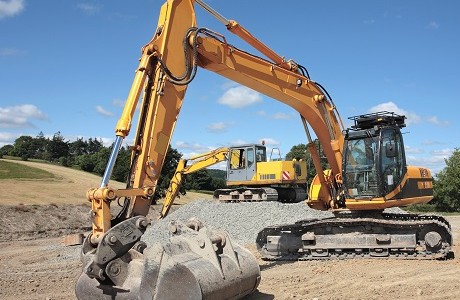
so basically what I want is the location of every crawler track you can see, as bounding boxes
[214,187,304,203]
[256,213,452,260]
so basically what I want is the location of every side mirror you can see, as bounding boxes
[385,143,397,158]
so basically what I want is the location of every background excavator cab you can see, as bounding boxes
[343,111,406,199]
[227,144,266,182]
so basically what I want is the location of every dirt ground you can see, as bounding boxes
[1,160,460,300]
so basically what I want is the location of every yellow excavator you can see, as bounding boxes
[160,143,308,217]
[76,0,452,299]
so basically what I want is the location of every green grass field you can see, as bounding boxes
[0,160,56,180]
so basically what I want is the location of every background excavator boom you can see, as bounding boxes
[160,147,228,218]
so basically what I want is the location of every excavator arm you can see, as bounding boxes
[160,147,228,218]
[86,0,196,244]
[87,0,344,244]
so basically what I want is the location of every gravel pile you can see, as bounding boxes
[143,200,407,246]
[143,200,334,246]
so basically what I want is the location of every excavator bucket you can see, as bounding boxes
[76,218,260,300]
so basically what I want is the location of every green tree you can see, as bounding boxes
[207,168,226,180]
[210,176,226,190]
[11,136,35,160]
[46,132,69,161]
[88,138,103,154]
[33,132,49,160]
[76,154,97,172]
[285,141,329,186]
[186,169,213,190]
[69,138,89,156]
[93,147,112,175]
[111,146,131,183]
[0,144,14,158]
[432,148,460,212]
[285,143,308,161]
[154,146,182,199]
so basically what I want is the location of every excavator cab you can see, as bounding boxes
[343,111,406,199]
[227,144,266,182]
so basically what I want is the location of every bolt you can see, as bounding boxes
[107,262,121,276]
[136,218,149,229]
[108,235,118,245]
[134,241,147,253]
[198,239,205,248]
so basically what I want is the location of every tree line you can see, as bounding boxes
[1,133,458,211]
[0,132,225,200]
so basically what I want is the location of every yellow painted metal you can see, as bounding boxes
[307,169,332,210]
[86,188,112,242]
[254,161,306,184]
[308,165,434,211]
[225,20,296,71]
[88,0,197,238]
[160,147,228,218]
[344,196,433,210]
[114,54,151,138]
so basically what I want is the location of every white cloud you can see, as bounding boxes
[428,21,439,29]
[422,139,445,146]
[218,86,262,108]
[368,101,421,125]
[405,145,423,154]
[77,3,101,15]
[272,112,292,120]
[406,148,453,174]
[0,0,24,19]
[0,104,47,128]
[431,148,453,158]
[95,105,113,117]
[0,131,20,147]
[0,47,25,56]
[207,122,229,133]
[259,137,279,146]
[427,116,449,126]
[256,110,293,120]
[112,99,125,108]
[220,80,239,90]
[174,141,214,154]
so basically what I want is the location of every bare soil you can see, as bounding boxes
[1,159,459,300]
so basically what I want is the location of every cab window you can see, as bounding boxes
[381,130,405,194]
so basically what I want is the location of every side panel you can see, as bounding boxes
[228,160,307,186]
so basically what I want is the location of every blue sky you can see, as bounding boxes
[1,0,459,174]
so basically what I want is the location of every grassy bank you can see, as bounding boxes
[0,160,55,180]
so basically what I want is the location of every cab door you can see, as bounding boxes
[227,146,256,182]
[379,128,406,196]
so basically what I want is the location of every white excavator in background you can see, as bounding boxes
[160,143,308,218]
